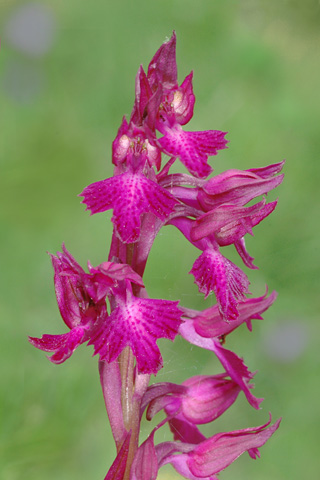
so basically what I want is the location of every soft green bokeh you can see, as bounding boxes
[1,1,319,479]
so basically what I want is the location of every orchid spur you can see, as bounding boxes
[29,32,283,479]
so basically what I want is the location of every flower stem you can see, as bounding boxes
[123,371,150,480]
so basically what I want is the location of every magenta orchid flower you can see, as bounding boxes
[158,416,281,479]
[90,282,182,374]
[81,170,177,244]
[29,244,109,363]
[143,373,242,431]
[29,32,283,479]
[197,161,284,211]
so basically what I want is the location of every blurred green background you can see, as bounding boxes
[1,0,320,478]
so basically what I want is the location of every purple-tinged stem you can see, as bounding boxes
[133,213,162,278]
[123,372,150,480]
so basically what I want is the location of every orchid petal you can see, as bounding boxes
[29,326,86,364]
[172,72,195,125]
[179,322,262,409]
[191,200,266,242]
[168,415,206,444]
[147,31,177,90]
[159,125,228,178]
[130,433,158,480]
[81,172,177,243]
[180,375,241,424]
[190,248,250,321]
[91,297,182,374]
[188,417,281,477]
[192,290,277,338]
[104,432,131,480]
[212,341,263,409]
[198,166,284,210]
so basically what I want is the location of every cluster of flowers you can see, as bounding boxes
[29,33,283,479]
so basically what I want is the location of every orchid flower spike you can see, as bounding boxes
[29,32,283,480]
